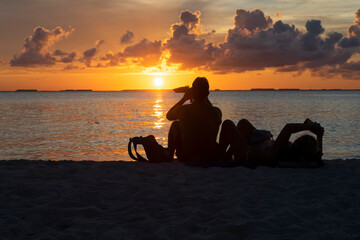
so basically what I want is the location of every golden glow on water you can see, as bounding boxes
[153,92,165,129]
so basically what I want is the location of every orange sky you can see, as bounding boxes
[1,68,359,91]
[1,1,360,90]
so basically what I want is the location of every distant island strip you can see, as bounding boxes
[14,89,93,92]
[4,89,359,92]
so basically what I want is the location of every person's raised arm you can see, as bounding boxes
[166,88,192,121]
[308,120,324,154]
[276,123,311,143]
[275,119,324,152]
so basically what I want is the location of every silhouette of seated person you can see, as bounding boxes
[166,77,222,163]
[219,118,324,167]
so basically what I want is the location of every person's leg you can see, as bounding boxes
[237,119,256,143]
[168,121,181,160]
[219,119,247,162]
[267,123,299,163]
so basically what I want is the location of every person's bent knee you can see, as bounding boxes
[237,118,250,128]
[222,119,236,128]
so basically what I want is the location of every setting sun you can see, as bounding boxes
[154,77,163,87]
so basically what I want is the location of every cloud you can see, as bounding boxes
[210,9,360,78]
[161,8,359,77]
[123,39,161,57]
[339,37,360,48]
[59,52,77,63]
[82,40,104,67]
[348,9,360,37]
[164,10,216,69]
[53,49,68,56]
[234,9,272,32]
[211,17,303,72]
[9,8,360,80]
[180,10,201,30]
[96,40,105,48]
[309,60,360,80]
[63,64,83,71]
[121,30,134,44]
[100,51,125,66]
[301,20,325,51]
[337,9,360,49]
[52,50,77,63]
[97,38,162,67]
[10,26,74,67]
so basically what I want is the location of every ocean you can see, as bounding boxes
[0,90,359,161]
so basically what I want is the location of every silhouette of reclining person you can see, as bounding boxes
[220,118,324,167]
[167,77,223,163]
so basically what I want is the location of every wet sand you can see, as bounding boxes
[1,159,359,239]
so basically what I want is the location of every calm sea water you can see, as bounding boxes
[0,90,359,161]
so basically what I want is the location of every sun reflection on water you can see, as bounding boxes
[153,92,165,129]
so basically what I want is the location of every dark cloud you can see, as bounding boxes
[96,40,105,48]
[123,39,161,57]
[100,51,125,66]
[120,30,134,44]
[52,50,77,63]
[164,10,216,69]
[53,49,68,56]
[310,61,360,80]
[234,9,272,32]
[213,18,303,72]
[210,9,360,78]
[305,20,324,35]
[9,8,360,80]
[341,61,360,71]
[59,52,77,63]
[180,10,200,30]
[348,9,360,37]
[97,39,162,67]
[301,20,325,51]
[123,39,162,67]
[161,8,359,79]
[82,40,104,67]
[63,64,83,71]
[337,9,360,49]
[10,26,73,67]
[339,36,360,48]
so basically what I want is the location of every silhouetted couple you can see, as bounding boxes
[130,77,324,167]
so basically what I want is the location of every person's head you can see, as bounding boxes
[192,77,209,100]
[290,134,322,161]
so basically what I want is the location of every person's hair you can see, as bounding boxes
[290,134,321,161]
[192,77,209,100]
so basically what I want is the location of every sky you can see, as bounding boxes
[0,0,360,90]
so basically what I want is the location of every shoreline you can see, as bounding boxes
[1,159,360,239]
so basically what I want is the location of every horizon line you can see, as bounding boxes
[1,88,360,92]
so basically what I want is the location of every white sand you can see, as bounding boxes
[1,159,360,239]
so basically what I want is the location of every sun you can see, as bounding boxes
[153,77,163,87]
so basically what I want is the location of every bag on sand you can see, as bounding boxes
[128,135,171,163]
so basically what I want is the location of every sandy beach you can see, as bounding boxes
[1,159,360,239]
